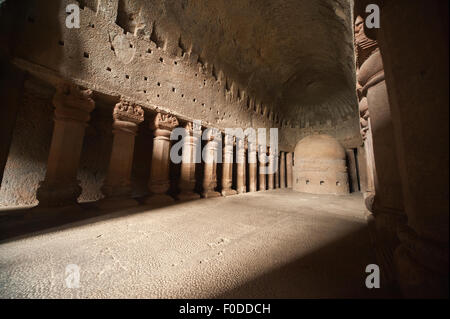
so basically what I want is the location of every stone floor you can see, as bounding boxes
[0,190,397,298]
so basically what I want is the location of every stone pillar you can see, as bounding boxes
[258,145,267,191]
[286,152,293,188]
[280,152,286,188]
[145,112,178,206]
[0,64,25,192]
[360,0,449,297]
[202,128,221,198]
[36,83,95,207]
[267,148,275,190]
[100,99,144,208]
[274,152,280,189]
[178,121,201,201]
[355,14,406,287]
[248,141,257,192]
[346,149,359,193]
[236,137,246,193]
[221,134,237,196]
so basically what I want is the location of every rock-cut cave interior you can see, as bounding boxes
[0,0,448,300]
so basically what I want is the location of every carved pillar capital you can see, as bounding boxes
[224,134,235,147]
[52,82,95,123]
[112,99,144,135]
[354,16,379,70]
[113,99,144,123]
[152,112,179,130]
[184,121,202,136]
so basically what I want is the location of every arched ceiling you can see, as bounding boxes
[131,0,357,126]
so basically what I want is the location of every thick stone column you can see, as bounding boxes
[0,64,25,192]
[258,145,267,191]
[346,149,359,193]
[36,83,95,207]
[286,152,293,188]
[202,128,221,198]
[178,121,201,201]
[145,112,178,206]
[359,0,449,297]
[248,141,257,192]
[221,134,237,196]
[267,148,275,190]
[354,15,407,287]
[100,99,144,208]
[274,152,280,189]
[236,137,246,193]
[280,152,286,188]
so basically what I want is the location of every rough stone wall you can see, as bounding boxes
[11,0,277,141]
[0,0,362,205]
[6,0,360,151]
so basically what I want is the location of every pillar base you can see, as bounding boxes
[97,196,139,210]
[366,212,403,287]
[36,180,82,208]
[202,190,221,198]
[144,194,175,207]
[394,226,449,298]
[221,189,237,196]
[177,191,201,201]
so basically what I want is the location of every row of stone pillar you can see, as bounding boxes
[35,82,294,210]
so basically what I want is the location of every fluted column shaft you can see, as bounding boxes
[36,83,95,207]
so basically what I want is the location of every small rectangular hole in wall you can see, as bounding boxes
[320,181,325,185]
[106,67,111,72]
[58,40,64,46]
[83,52,89,58]
[172,87,176,92]
[336,181,340,186]
[125,75,130,79]
[306,180,310,185]
[147,49,152,54]
[144,76,148,81]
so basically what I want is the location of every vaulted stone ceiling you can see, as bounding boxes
[119,0,358,126]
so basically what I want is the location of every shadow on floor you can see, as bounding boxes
[0,196,191,243]
[214,225,401,299]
